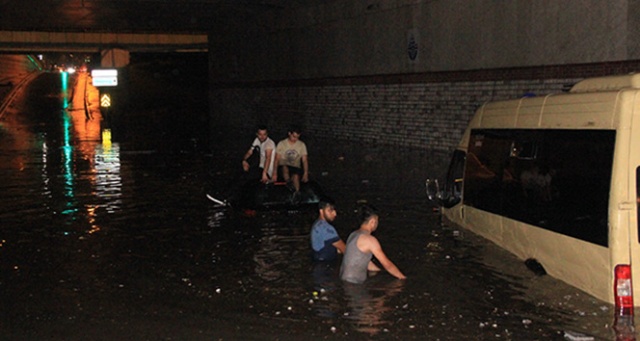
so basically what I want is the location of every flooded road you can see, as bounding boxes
[0,63,634,340]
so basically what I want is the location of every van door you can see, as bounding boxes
[627,96,640,307]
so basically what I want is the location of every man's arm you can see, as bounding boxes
[367,261,381,272]
[272,151,280,182]
[262,148,273,182]
[241,148,254,172]
[368,237,406,280]
[301,154,309,182]
[332,239,346,254]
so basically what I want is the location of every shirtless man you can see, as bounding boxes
[339,204,406,283]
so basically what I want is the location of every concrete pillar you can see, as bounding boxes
[101,48,130,68]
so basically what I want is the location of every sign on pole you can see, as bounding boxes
[100,93,112,107]
[92,69,118,87]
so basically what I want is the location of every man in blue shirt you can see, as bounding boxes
[310,200,345,262]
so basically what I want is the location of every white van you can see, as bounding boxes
[427,73,640,316]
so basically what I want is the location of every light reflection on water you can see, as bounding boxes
[94,142,122,215]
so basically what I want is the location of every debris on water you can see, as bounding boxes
[522,319,532,325]
[563,330,595,341]
[330,326,337,333]
[402,304,409,309]
[321,171,328,176]
[215,288,221,294]
[409,325,415,329]
[361,179,369,184]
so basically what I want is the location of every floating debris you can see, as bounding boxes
[563,330,594,341]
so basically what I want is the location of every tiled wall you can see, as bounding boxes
[211,62,640,153]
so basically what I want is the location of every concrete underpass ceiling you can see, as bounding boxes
[0,0,321,33]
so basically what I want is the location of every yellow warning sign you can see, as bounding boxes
[100,93,111,107]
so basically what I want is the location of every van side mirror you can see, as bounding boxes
[426,177,462,208]
[427,150,466,208]
[425,178,441,201]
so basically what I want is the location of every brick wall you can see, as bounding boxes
[210,61,640,153]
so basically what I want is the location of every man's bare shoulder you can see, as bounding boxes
[358,233,380,247]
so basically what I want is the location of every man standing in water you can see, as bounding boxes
[273,126,308,193]
[241,125,275,183]
[311,200,345,262]
[340,204,406,283]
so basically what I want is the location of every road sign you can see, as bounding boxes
[92,69,118,87]
[100,93,111,107]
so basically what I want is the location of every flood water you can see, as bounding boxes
[0,62,634,340]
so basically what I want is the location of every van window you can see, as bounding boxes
[510,140,538,159]
[464,129,615,247]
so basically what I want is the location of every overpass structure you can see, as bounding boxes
[0,30,208,67]
[0,0,289,67]
[0,31,208,54]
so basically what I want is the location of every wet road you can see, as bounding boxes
[0,64,633,340]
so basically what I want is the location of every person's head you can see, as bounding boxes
[256,125,269,142]
[318,200,337,222]
[287,126,302,143]
[358,204,379,231]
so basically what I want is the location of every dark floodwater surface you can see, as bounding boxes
[0,69,634,340]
